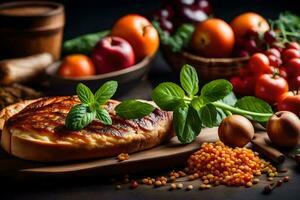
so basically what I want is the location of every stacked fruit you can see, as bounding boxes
[231,42,300,117]
[59,15,159,78]
[152,0,213,33]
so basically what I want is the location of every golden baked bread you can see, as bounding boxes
[1,96,173,162]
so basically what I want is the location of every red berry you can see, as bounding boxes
[265,48,281,58]
[264,30,277,44]
[285,42,300,50]
[238,50,250,57]
[270,44,283,53]
[286,58,300,77]
[159,18,174,33]
[289,76,300,90]
[230,77,244,95]
[268,55,282,68]
[130,180,139,189]
[244,39,257,53]
[279,67,288,80]
[282,49,300,63]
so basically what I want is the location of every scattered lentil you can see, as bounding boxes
[117,153,129,161]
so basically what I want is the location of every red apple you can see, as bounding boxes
[91,36,135,74]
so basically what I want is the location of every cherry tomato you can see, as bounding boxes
[265,48,281,58]
[289,76,300,91]
[255,74,289,104]
[286,58,300,77]
[230,76,255,96]
[268,55,282,68]
[58,54,96,78]
[278,92,300,117]
[282,49,300,63]
[249,53,273,74]
[285,42,300,50]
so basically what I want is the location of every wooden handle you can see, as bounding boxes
[0,53,53,85]
[251,135,285,164]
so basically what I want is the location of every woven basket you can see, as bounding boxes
[161,45,249,82]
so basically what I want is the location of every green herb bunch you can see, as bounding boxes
[66,81,155,130]
[269,11,300,43]
[66,81,118,130]
[66,65,273,144]
[152,21,194,52]
[150,65,273,143]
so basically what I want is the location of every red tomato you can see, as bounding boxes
[282,49,300,63]
[285,42,300,50]
[255,74,289,104]
[249,53,273,74]
[268,55,282,68]
[58,54,96,78]
[277,92,300,117]
[286,58,300,77]
[289,76,300,91]
[230,76,255,96]
[265,48,281,58]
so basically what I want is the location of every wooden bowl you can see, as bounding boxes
[161,46,249,83]
[0,1,65,60]
[45,56,153,96]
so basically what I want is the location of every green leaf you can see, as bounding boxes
[191,96,204,111]
[115,100,155,119]
[76,83,94,105]
[215,108,227,126]
[180,64,199,96]
[173,105,202,144]
[200,104,217,128]
[221,92,237,106]
[94,81,118,104]
[235,96,273,122]
[152,82,185,111]
[62,30,110,55]
[65,104,96,130]
[201,79,233,103]
[96,108,112,125]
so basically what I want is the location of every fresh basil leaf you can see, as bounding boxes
[65,104,96,130]
[180,64,199,96]
[76,83,94,105]
[94,81,118,104]
[173,105,202,144]
[96,108,112,125]
[191,96,204,111]
[215,108,227,126]
[235,96,273,122]
[200,104,217,128]
[152,82,185,111]
[115,100,155,119]
[201,79,233,102]
[221,92,237,106]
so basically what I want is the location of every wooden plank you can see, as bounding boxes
[0,128,219,176]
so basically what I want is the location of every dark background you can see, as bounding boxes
[1,1,300,199]
[62,0,300,39]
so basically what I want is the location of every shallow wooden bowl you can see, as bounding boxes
[161,46,249,82]
[45,56,153,95]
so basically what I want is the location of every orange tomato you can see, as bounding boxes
[191,18,235,58]
[58,54,96,78]
[111,14,159,60]
[230,12,269,39]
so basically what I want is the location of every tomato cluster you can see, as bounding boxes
[231,42,300,117]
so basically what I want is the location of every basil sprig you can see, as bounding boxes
[151,64,273,144]
[66,81,117,130]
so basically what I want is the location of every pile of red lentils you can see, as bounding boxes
[187,141,276,187]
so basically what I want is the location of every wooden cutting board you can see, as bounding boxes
[0,128,219,177]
